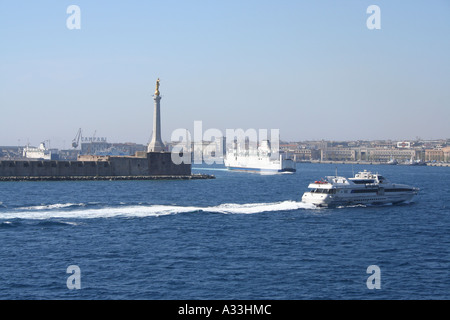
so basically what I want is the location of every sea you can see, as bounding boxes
[0,163,448,300]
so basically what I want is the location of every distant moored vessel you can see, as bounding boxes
[224,140,296,173]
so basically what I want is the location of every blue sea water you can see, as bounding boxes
[0,163,449,300]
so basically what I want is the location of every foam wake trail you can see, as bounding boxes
[19,203,85,210]
[0,201,316,220]
[205,201,314,214]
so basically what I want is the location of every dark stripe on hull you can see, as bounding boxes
[226,166,296,173]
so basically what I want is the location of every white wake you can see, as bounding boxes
[0,201,316,220]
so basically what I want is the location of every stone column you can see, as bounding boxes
[148,79,165,152]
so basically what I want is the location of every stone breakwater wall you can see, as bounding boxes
[0,174,215,182]
[0,152,194,179]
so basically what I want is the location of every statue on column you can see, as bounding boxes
[154,78,160,96]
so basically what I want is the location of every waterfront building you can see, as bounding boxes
[425,146,450,162]
[367,148,416,163]
[321,148,356,162]
[0,146,22,160]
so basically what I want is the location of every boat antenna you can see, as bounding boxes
[335,166,338,177]
[352,163,355,177]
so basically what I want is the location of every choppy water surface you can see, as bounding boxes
[0,163,449,299]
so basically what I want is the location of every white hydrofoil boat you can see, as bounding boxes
[301,170,418,207]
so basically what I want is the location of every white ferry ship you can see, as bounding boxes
[22,142,54,160]
[301,170,418,207]
[224,140,296,173]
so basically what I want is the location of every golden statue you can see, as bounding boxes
[154,78,160,96]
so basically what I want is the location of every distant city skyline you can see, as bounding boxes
[1,1,449,149]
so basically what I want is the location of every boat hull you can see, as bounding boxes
[301,192,416,207]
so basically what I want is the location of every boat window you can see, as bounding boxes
[311,188,336,194]
[352,179,375,184]
[351,189,378,193]
[385,188,413,192]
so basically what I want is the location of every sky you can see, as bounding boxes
[1,0,449,149]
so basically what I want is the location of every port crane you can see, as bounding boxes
[72,128,82,148]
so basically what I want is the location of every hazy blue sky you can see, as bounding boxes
[1,0,449,148]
